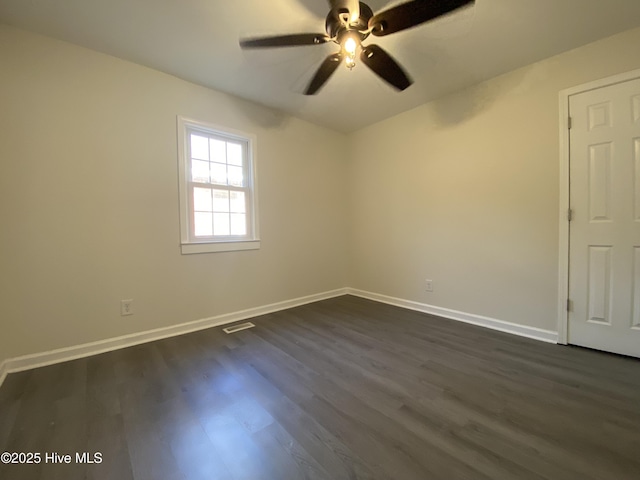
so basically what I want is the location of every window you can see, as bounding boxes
[177,116,259,254]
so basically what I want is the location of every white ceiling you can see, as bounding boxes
[2,0,640,133]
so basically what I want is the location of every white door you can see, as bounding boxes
[568,77,640,358]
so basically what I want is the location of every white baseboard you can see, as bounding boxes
[347,288,558,344]
[0,288,349,386]
[0,360,7,389]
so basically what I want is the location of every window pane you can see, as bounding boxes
[228,165,244,187]
[213,213,230,236]
[227,143,243,166]
[193,188,212,212]
[230,191,246,213]
[212,189,229,212]
[210,139,226,163]
[230,213,247,236]
[191,160,210,183]
[211,163,227,185]
[190,134,209,160]
[181,120,256,247]
[194,212,213,237]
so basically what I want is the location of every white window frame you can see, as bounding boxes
[177,116,260,254]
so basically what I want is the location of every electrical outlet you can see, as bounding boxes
[425,279,434,292]
[121,299,134,316]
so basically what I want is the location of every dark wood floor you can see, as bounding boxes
[1,295,640,480]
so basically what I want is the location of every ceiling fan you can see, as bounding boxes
[239,0,475,95]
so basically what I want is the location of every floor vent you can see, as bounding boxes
[222,322,256,334]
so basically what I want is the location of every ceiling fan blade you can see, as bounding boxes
[305,53,343,95]
[329,0,360,24]
[240,33,330,49]
[369,0,474,36]
[360,45,412,91]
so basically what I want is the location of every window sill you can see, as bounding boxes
[181,240,261,254]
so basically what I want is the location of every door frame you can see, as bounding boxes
[557,68,640,345]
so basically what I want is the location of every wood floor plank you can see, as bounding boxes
[219,346,379,480]
[237,329,492,480]
[1,295,639,480]
[252,311,548,479]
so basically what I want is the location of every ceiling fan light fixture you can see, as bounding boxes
[344,36,358,55]
[341,31,360,70]
[345,56,356,70]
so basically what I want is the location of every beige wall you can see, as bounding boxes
[348,26,640,331]
[0,25,349,364]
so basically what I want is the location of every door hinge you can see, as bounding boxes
[567,208,573,222]
[566,299,572,312]
[568,116,572,129]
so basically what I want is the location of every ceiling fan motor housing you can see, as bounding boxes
[325,1,374,40]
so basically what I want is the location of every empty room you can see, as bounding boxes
[1,0,640,479]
